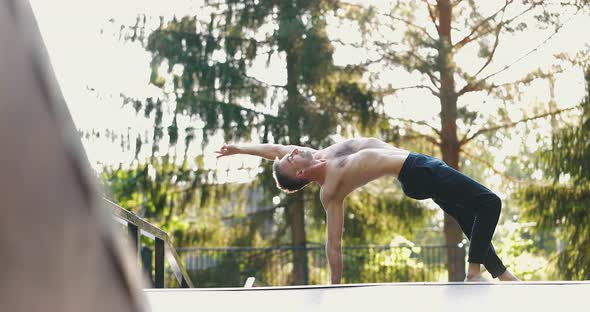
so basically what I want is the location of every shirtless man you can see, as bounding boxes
[215,137,520,284]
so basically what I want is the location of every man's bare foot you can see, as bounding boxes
[465,263,490,283]
[465,273,491,283]
[497,270,521,282]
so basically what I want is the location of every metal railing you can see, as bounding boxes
[105,198,194,288]
[177,244,466,286]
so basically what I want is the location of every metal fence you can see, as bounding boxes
[174,245,466,287]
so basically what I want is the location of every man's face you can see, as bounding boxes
[278,148,314,179]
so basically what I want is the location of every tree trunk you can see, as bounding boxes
[285,37,308,285]
[437,0,466,282]
[288,193,308,285]
[440,107,465,282]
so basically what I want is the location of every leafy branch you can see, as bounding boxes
[383,12,437,42]
[402,130,441,146]
[460,149,522,183]
[389,116,441,136]
[381,84,440,97]
[457,66,564,96]
[473,7,581,84]
[460,105,579,145]
[453,0,516,50]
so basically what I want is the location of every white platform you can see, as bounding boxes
[144,281,589,312]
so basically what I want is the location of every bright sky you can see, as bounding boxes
[29,0,590,187]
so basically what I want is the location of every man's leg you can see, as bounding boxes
[464,193,502,270]
[433,198,507,278]
[427,159,508,280]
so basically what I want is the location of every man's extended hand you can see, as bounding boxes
[214,144,241,158]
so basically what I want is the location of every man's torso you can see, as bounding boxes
[317,138,410,204]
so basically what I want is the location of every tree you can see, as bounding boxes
[119,1,380,285]
[342,0,584,280]
[516,68,590,280]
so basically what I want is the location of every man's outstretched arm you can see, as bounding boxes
[215,143,298,161]
[324,199,344,284]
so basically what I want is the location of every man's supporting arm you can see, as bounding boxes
[325,200,344,284]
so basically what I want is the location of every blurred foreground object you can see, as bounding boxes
[0,1,148,311]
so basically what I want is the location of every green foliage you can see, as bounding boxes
[494,224,557,280]
[518,184,590,279]
[515,70,590,280]
[344,183,434,245]
[343,245,437,283]
[122,1,379,151]
[177,244,450,286]
[186,252,260,288]
[100,157,268,247]
[299,25,334,86]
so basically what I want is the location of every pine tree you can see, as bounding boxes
[120,1,379,285]
[516,69,590,280]
[342,0,583,281]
